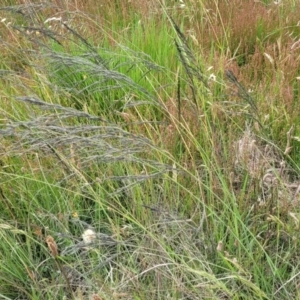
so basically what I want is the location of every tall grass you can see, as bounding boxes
[0,0,300,299]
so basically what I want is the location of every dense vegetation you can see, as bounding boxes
[0,0,300,299]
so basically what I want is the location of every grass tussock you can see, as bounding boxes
[0,1,300,299]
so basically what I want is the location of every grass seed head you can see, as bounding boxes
[46,235,58,257]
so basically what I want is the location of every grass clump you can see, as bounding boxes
[0,1,300,299]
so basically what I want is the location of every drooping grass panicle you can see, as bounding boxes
[0,96,170,192]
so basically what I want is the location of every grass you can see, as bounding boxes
[0,0,300,299]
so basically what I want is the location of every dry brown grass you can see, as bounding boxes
[199,0,300,96]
